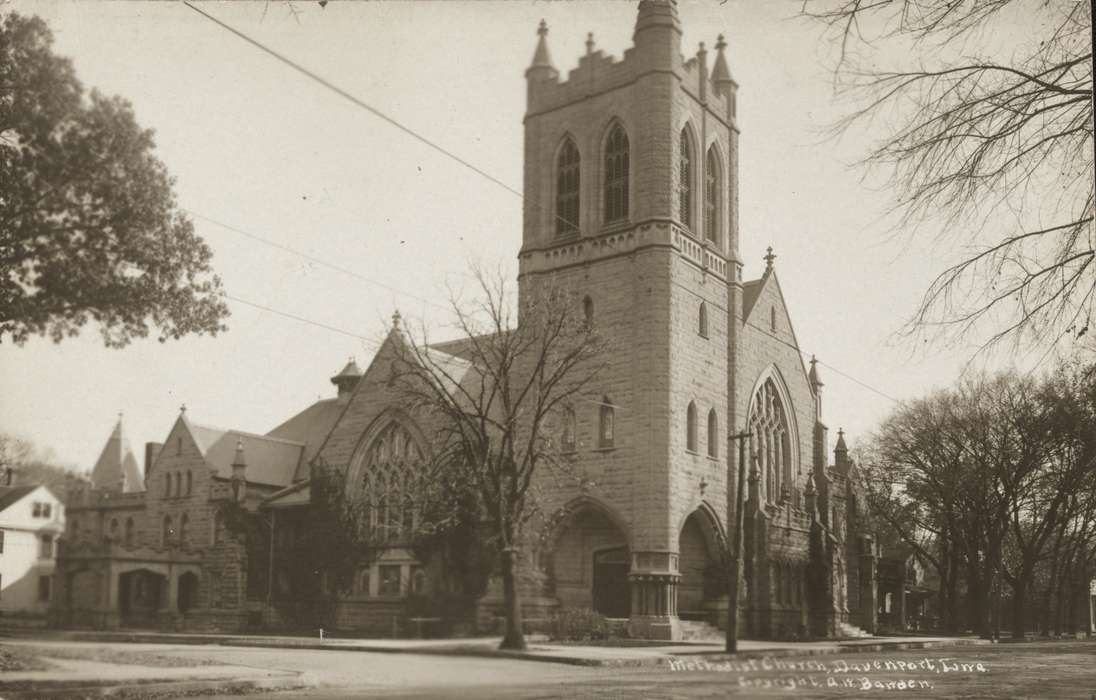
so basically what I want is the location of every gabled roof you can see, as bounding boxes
[742,279,763,319]
[267,398,345,481]
[0,485,38,513]
[91,417,144,493]
[177,415,304,488]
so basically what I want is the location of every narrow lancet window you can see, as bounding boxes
[556,138,580,235]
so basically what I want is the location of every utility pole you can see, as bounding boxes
[726,430,751,652]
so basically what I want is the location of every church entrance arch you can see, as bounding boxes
[592,547,630,618]
[118,569,166,627]
[678,508,724,618]
[547,501,629,617]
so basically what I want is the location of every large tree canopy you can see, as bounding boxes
[804,0,1093,355]
[0,12,228,347]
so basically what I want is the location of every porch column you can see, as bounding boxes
[627,551,681,640]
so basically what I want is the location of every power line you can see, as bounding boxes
[188,210,451,312]
[182,1,521,199]
[181,1,582,237]
[226,293,379,345]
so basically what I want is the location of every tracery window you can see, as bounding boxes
[556,138,580,235]
[359,422,424,544]
[749,378,794,504]
[604,124,629,223]
[704,147,721,243]
[679,128,694,229]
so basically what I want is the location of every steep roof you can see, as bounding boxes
[181,417,304,488]
[262,479,311,510]
[0,485,37,513]
[742,279,763,319]
[91,417,144,493]
[266,398,345,481]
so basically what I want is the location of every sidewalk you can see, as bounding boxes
[17,629,994,668]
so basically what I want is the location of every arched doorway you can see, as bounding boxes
[118,569,167,627]
[177,572,200,614]
[678,509,724,619]
[548,503,629,618]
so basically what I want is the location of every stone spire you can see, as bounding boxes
[91,414,143,494]
[526,20,557,80]
[712,34,735,86]
[834,428,851,475]
[809,355,823,391]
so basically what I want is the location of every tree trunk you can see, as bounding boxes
[1011,565,1033,639]
[498,547,526,651]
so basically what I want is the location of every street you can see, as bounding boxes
[44,638,1089,700]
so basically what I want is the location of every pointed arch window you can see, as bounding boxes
[705,146,721,243]
[598,398,615,449]
[686,401,698,452]
[679,128,694,229]
[583,296,594,326]
[698,302,708,338]
[556,138,580,235]
[707,409,719,458]
[561,405,577,453]
[604,125,629,223]
[358,422,425,544]
[179,513,189,547]
[749,378,794,505]
[162,515,173,547]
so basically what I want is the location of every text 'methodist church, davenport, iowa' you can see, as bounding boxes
[52,0,884,641]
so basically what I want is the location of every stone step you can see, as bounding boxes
[836,621,873,639]
[679,619,723,641]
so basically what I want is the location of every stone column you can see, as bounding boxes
[858,535,878,634]
[628,551,681,640]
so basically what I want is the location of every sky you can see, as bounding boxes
[0,0,1057,471]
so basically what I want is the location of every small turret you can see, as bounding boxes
[230,439,247,503]
[526,20,558,82]
[711,34,737,120]
[330,357,363,401]
[634,0,681,71]
[834,428,851,475]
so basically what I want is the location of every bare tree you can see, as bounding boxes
[803,0,1093,355]
[391,268,607,650]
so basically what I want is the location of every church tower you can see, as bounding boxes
[519,1,743,639]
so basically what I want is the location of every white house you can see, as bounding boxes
[0,484,65,615]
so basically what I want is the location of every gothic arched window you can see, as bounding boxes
[556,138,580,235]
[598,398,615,449]
[686,401,698,452]
[357,422,425,544]
[705,146,721,243]
[604,124,629,223]
[707,408,719,458]
[162,515,173,547]
[679,128,694,229]
[749,378,794,504]
[583,296,594,326]
[561,405,577,453]
[698,302,708,338]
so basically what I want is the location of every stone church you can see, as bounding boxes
[52,0,875,640]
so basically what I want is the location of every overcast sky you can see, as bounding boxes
[1,0,1051,471]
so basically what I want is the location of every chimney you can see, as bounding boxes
[144,442,163,479]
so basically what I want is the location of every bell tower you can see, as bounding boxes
[518,0,743,640]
